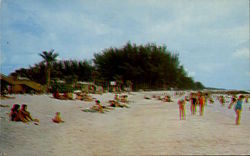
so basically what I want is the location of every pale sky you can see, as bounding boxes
[0,0,249,90]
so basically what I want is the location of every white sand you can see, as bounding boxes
[1,91,250,155]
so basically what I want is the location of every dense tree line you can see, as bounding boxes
[94,42,204,90]
[11,59,93,85]
[10,42,204,90]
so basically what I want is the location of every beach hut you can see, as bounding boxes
[0,74,44,94]
[0,74,14,94]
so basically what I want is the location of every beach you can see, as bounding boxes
[1,91,250,155]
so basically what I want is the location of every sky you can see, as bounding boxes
[0,0,249,90]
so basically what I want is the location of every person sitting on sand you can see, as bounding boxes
[178,99,186,120]
[109,100,118,107]
[10,104,20,121]
[52,112,64,123]
[120,95,128,103]
[10,104,30,123]
[19,104,39,122]
[83,100,113,113]
[91,100,105,113]
[114,94,120,101]
[109,99,129,108]
[228,95,244,125]
[63,92,73,100]
[75,92,83,100]
[162,95,172,102]
[53,90,61,99]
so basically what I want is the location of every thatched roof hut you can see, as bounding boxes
[0,74,44,94]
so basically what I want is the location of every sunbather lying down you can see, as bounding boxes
[162,95,173,102]
[82,100,113,113]
[120,95,129,103]
[144,95,151,100]
[109,100,129,108]
[0,104,10,107]
[76,92,93,101]
[53,90,73,100]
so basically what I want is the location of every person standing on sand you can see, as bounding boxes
[178,99,186,120]
[219,95,225,106]
[229,95,237,107]
[244,96,248,103]
[228,95,244,125]
[198,92,205,116]
[190,93,197,115]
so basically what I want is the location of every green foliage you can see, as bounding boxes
[94,42,204,90]
[10,43,205,91]
[12,59,94,86]
[50,81,74,93]
[39,49,59,89]
[39,49,59,66]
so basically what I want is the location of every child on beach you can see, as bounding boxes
[178,99,186,120]
[52,112,64,123]
[228,95,244,125]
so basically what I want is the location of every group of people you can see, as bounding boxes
[75,92,93,101]
[215,94,248,125]
[149,94,173,102]
[52,90,74,100]
[10,104,39,123]
[10,104,64,124]
[83,94,129,113]
[177,92,249,125]
[228,95,246,125]
[178,91,206,120]
[53,90,94,102]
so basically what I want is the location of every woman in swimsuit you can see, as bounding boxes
[228,95,244,125]
[190,93,197,115]
[178,99,186,120]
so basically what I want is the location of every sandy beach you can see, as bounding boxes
[1,91,250,155]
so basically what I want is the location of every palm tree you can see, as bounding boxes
[39,49,59,91]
